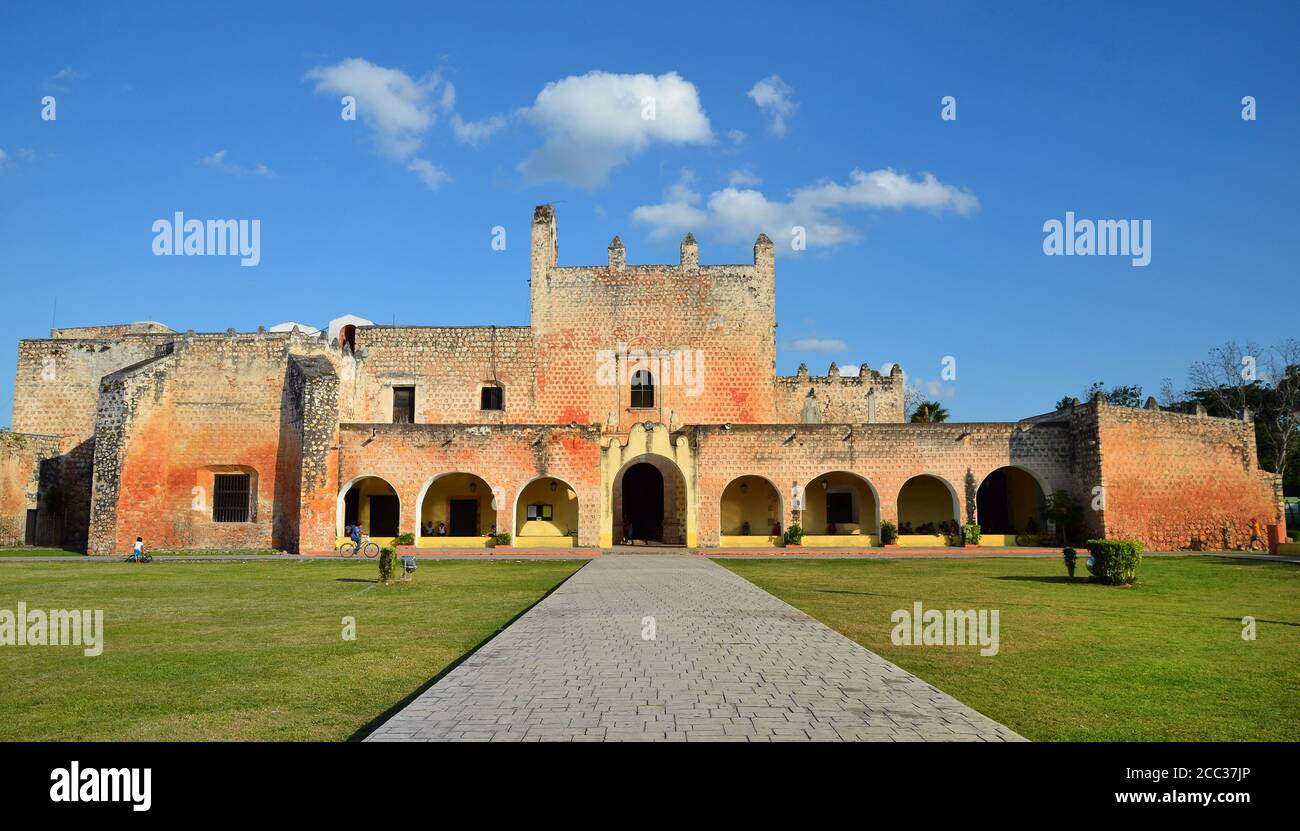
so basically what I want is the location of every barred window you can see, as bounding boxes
[630,370,655,409]
[213,473,251,523]
[480,384,504,411]
[393,386,415,424]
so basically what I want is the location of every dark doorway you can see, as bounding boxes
[976,469,1011,533]
[622,463,664,542]
[448,498,479,536]
[368,495,400,537]
[24,510,38,546]
[344,489,360,529]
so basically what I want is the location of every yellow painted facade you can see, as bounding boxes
[600,423,698,547]
[801,471,878,535]
[514,476,579,543]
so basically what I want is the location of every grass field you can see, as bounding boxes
[0,549,83,557]
[0,558,584,740]
[719,555,1300,741]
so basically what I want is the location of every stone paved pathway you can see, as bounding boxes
[365,554,1025,742]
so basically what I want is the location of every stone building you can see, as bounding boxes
[0,205,1285,554]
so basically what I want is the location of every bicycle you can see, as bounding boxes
[338,537,382,558]
[122,552,153,563]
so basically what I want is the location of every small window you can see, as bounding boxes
[480,384,504,411]
[393,386,415,424]
[826,491,853,525]
[526,503,554,521]
[213,473,251,523]
[630,369,655,409]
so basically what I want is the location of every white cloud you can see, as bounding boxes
[451,112,507,146]
[727,128,746,145]
[407,158,450,191]
[728,168,762,187]
[789,338,848,352]
[45,66,84,92]
[839,364,860,376]
[630,169,708,240]
[0,147,7,169]
[305,58,447,158]
[748,75,796,136]
[519,71,713,188]
[198,149,275,178]
[633,168,978,249]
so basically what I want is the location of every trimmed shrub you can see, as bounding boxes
[783,524,804,545]
[378,546,396,582]
[962,522,981,546]
[880,521,898,545]
[1063,546,1077,577]
[394,532,415,546]
[492,531,512,547]
[1085,539,1143,585]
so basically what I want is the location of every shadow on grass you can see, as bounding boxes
[347,560,590,742]
[1217,616,1299,627]
[995,575,1092,585]
[335,578,378,584]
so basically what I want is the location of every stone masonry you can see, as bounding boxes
[0,205,1284,554]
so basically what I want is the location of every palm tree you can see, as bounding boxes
[911,401,950,423]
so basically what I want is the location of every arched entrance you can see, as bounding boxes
[977,466,1047,544]
[513,476,579,548]
[897,474,959,542]
[337,475,400,544]
[719,475,783,546]
[613,455,687,545]
[802,471,880,546]
[416,472,497,548]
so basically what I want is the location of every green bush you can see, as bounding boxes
[394,532,415,546]
[378,546,396,582]
[1085,539,1144,585]
[783,524,804,545]
[492,531,511,547]
[880,521,898,545]
[1063,546,1077,577]
[962,522,982,546]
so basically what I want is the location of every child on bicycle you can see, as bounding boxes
[131,536,144,562]
[349,523,362,549]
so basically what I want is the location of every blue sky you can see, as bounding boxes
[1,0,1296,425]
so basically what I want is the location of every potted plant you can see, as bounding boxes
[783,523,804,547]
[1063,546,1077,577]
[492,531,512,549]
[394,531,415,547]
[962,522,981,546]
[880,521,898,546]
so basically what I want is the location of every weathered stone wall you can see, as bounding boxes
[1088,402,1283,550]
[87,331,337,554]
[528,205,779,428]
[333,423,603,548]
[12,335,174,548]
[692,421,1074,546]
[774,363,906,424]
[344,326,537,424]
[0,431,62,547]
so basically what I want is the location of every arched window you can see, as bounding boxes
[630,369,655,409]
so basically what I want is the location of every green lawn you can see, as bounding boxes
[0,558,585,740]
[719,556,1300,741]
[0,549,84,557]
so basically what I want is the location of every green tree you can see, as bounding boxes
[910,401,950,423]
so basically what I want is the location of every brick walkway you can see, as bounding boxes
[365,555,1024,742]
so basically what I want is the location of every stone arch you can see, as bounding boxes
[599,422,698,547]
[803,471,880,541]
[719,475,784,544]
[976,465,1048,539]
[511,475,579,547]
[337,474,400,540]
[414,472,498,546]
[896,473,960,534]
[613,454,688,545]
